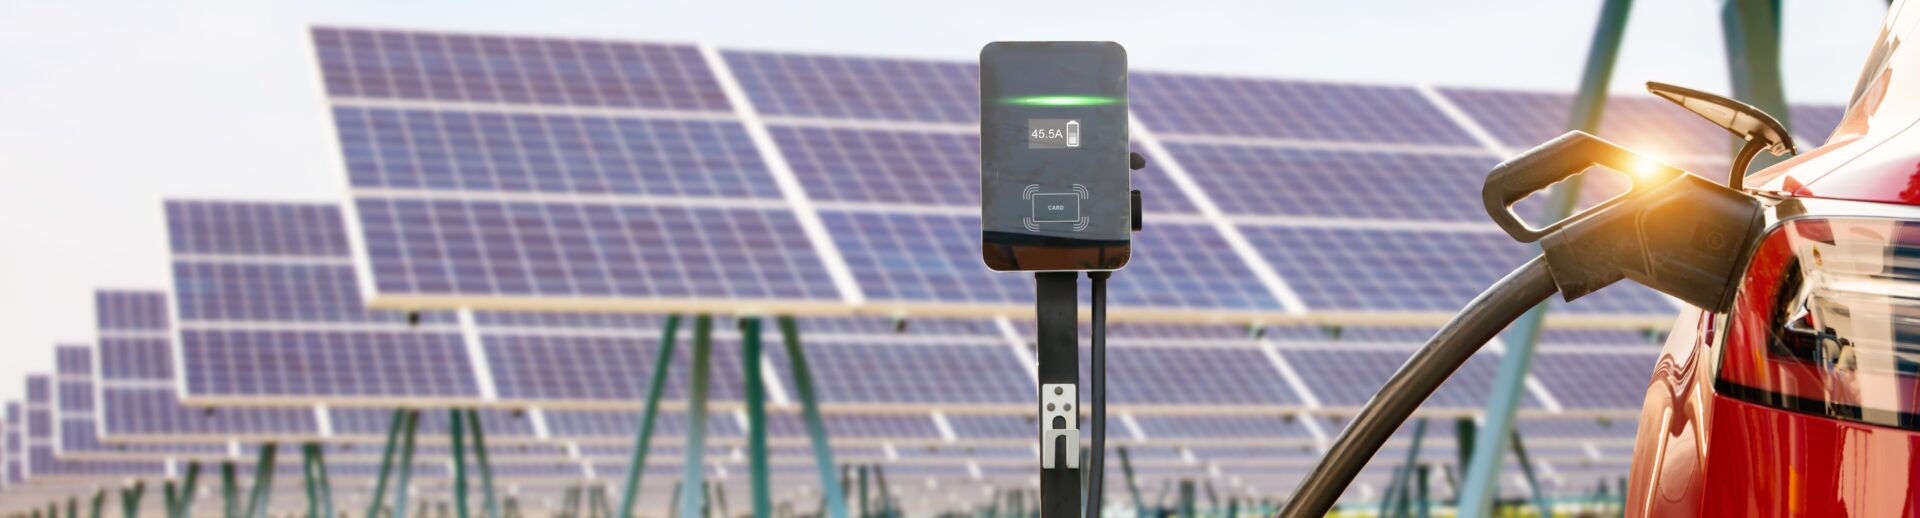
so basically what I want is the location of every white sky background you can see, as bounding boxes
[0,0,1890,402]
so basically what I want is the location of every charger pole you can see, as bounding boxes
[1035,272,1080,518]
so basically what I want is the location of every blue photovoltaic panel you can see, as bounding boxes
[333,107,779,198]
[1169,143,1499,222]
[96,291,169,331]
[1439,88,1745,159]
[172,262,455,325]
[723,50,977,123]
[792,316,998,337]
[181,329,477,398]
[763,341,1029,405]
[313,27,730,111]
[1081,346,1301,406]
[59,417,227,458]
[770,126,979,206]
[943,414,1029,440]
[168,201,484,402]
[824,211,1281,311]
[483,331,758,403]
[26,377,48,406]
[474,311,669,330]
[541,410,740,439]
[1132,73,1477,146]
[1535,328,1661,347]
[1129,415,1317,440]
[55,347,88,377]
[765,413,939,439]
[1282,348,1539,409]
[1240,224,1673,316]
[98,337,173,381]
[354,198,840,301]
[27,447,164,478]
[1529,351,1658,411]
[822,211,1028,304]
[327,408,537,439]
[166,201,352,258]
[100,389,319,437]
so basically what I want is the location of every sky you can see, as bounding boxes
[0,0,1891,403]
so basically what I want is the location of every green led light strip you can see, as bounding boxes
[1000,95,1120,106]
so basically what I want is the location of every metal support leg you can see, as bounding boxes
[303,444,332,518]
[246,443,278,518]
[164,482,179,518]
[1508,430,1552,516]
[368,410,410,518]
[1117,447,1143,518]
[778,316,847,518]
[619,315,681,518]
[873,465,892,518]
[679,315,715,518]
[395,411,422,518]
[741,316,771,518]
[89,490,103,518]
[173,462,201,518]
[1414,465,1430,518]
[1379,419,1427,518]
[223,462,239,518]
[120,481,145,518]
[1460,3,1633,516]
[666,482,681,518]
[465,409,498,518]
[451,410,470,518]
[1722,0,1793,171]
[1176,481,1193,518]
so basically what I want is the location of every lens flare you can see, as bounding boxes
[1001,95,1120,106]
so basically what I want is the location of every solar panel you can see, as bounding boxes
[313,27,730,111]
[1528,351,1659,411]
[353,197,842,304]
[51,346,228,460]
[481,323,759,405]
[1169,144,1499,222]
[168,201,486,405]
[1133,74,1477,146]
[1239,224,1674,319]
[1129,415,1317,441]
[762,340,1029,406]
[722,50,977,123]
[24,376,167,480]
[1280,347,1539,409]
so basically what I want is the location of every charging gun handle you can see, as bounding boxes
[1482,131,1686,243]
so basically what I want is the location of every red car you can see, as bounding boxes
[1628,3,1920,515]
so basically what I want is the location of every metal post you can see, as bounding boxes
[1175,481,1193,518]
[667,482,681,518]
[223,462,239,518]
[465,409,498,518]
[857,466,869,518]
[778,316,848,518]
[1508,431,1552,516]
[302,444,331,518]
[1378,419,1427,518]
[369,410,409,518]
[451,409,470,518]
[1117,447,1144,518]
[395,411,422,518]
[1459,1,1633,516]
[175,462,201,518]
[89,490,104,518]
[246,444,278,518]
[121,481,146,518]
[873,465,892,518]
[680,316,715,518]
[1723,0,1793,171]
[165,481,180,518]
[741,316,771,518]
[619,315,682,518]
[1414,466,1430,518]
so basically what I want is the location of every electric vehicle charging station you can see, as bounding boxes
[980,41,1137,518]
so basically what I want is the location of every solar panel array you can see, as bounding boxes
[2,24,1855,514]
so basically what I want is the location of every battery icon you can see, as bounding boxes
[1065,120,1080,147]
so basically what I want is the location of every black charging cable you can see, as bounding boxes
[1278,256,1557,517]
[1085,271,1110,518]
